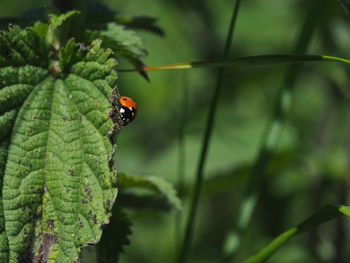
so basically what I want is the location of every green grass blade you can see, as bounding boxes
[119,54,350,72]
[178,0,242,262]
[242,204,350,263]
[221,0,325,261]
[175,72,188,248]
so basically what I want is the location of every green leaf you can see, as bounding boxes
[97,208,132,262]
[86,23,149,80]
[48,11,81,32]
[118,173,182,211]
[242,204,350,263]
[31,22,49,40]
[0,26,119,262]
[113,15,164,36]
[57,38,84,73]
[48,11,82,49]
[101,23,147,58]
[83,2,164,35]
[118,193,177,211]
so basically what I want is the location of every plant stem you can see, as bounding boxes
[220,0,326,261]
[175,72,188,251]
[177,1,242,262]
[177,72,189,199]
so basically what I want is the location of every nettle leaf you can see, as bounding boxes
[118,173,182,211]
[49,11,80,32]
[96,208,132,262]
[85,23,149,80]
[113,15,164,36]
[0,25,120,262]
[48,11,82,49]
[100,23,147,58]
[83,1,164,35]
[31,22,49,40]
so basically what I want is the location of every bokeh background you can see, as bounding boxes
[1,0,350,262]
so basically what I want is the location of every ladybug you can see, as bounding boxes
[119,96,137,126]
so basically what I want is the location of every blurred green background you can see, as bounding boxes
[2,0,350,262]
